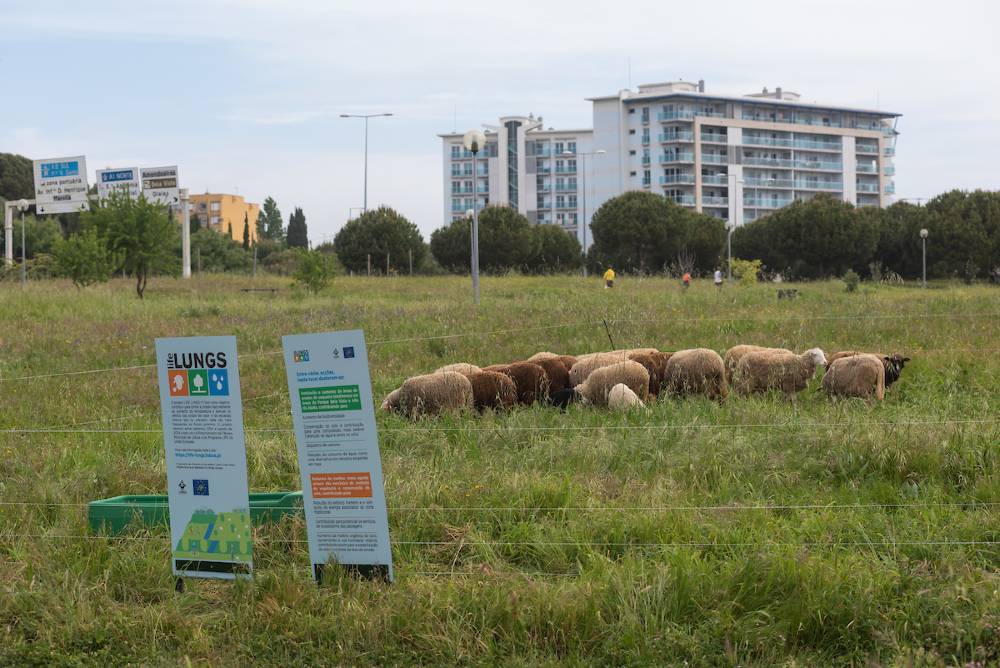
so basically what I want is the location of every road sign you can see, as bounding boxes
[282,330,394,582]
[141,165,180,206]
[33,156,89,214]
[97,167,141,200]
[155,336,253,581]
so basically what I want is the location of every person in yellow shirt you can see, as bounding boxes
[603,267,615,289]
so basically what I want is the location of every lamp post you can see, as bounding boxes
[726,174,744,282]
[920,228,928,288]
[464,129,486,305]
[340,112,393,213]
[564,149,606,277]
[17,199,28,287]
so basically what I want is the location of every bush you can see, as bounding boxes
[843,269,860,292]
[334,206,426,275]
[54,229,118,288]
[188,229,251,273]
[292,249,335,294]
[730,258,762,287]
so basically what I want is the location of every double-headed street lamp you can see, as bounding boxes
[340,112,393,213]
[564,149,606,277]
[464,129,486,305]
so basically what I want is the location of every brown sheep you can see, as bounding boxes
[662,348,728,402]
[822,354,886,401]
[733,348,827,397]
[723,345,793,384]
[468,370,517,411]
[530,357,571,396]
[489,361,549,405]
[627,352,662,397]
[576,361,650,407]
[397,372,474,419]
[826,351,910,387]
[556,355,579,372]
[568,352,629,386]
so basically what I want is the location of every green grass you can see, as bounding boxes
[2,273,1000,666]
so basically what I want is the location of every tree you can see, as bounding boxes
[261,196,284,242]
[53,228,117,288]
[242,213,250,250]
[287,207,309,248]
[85,193,179,298]
[2,215,63,260]
[429,218,470,273]
[189,228,251,272]
[292,249,335,293]
[527,224,582,273]
[588,191,724,274]
[190,214,202,234]
[334,206,426,274]
[477,206,535,273]
[0,153,34,203]
[227,221,233,239]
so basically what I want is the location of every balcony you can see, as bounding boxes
[744,135,793,148]
[641,155,651,165]
[642,179,651,188]
[883,147,896,156]
[660,152,695,164]
[556,201,578,210]
[742,113,843,128]
[792,139,841,151]
[658,131,694,142]
[886,182,896,194]
[702,153,728,165]
[884,165,896,176]
[555,166,577,174]
[660,174,695,185]
[666,194,696,206]
[536,184,551,193]
[856,163,878,174]
[744,178,794,189]
[555,183,577,191]
[533,148,551,157]
[857,182,880,193]
[856,144,878,155]
[744,197,793,208]
[702,196,728,206]
[794,159,842,171]
[658,110,695,121]
[536,166,551,174]
[793,180,842,191]
[702,174,728,185]
[701,133,728,144]
[450,203,467,212]
[744,156,795,169]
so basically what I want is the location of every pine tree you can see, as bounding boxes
[242,213,250,250]
[227,221,233,239]
[286,207,308,248]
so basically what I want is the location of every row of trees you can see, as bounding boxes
[732,191,1000,280]
[253,197,308,248]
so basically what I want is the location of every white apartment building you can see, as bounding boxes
[440,80,899,246]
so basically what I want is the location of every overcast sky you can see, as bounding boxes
[2,0,998,240]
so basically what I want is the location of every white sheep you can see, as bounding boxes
[732,348,827,397]
[397,371,474,419]
[607,383,645,410]
[576,360,650,407]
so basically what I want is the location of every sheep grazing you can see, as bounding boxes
[434,362,481,377]
[468,370,517,412]
[576,360,650,407]
[397,371,474,419]
[529,357,571,396]
[627,352,662,397]
[488,361,549,405]
[548,387,580,410]
[827,351,910,387]
[568,352,628,386]
[822,354,886,401]
[556,354,579,372]
[662,348,728,402]
[526,351,559,363]
[380,387,401,412]
[607,383,644,410]
[732,348,827,397]
[723,344,793,383]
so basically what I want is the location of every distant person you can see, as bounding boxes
[714,269,723,288]
[604,267,615,289]
[682,272,691,289]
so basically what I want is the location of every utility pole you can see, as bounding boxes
[340,113,394,213]
[180,189,191,278]
[464,129,485,305]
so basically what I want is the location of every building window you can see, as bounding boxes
[628,108,635,114]
[568,195,577,208]
[568,160,576,172]
[629,129,636,135]
[556,195,565,209]
[556,177,565,189]
[567,141,576,153]
[568,177,577,190]
[554,141,564,155]
[451,145,461,158]
[641,107,649,123]
[642,128,650,144]
[629,150,636,155]
[555,160,564,172]
[210,215,220,225]
[210,202,220,212]
[569,212,578,225]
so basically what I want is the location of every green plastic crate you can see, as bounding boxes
[88,491,304,535]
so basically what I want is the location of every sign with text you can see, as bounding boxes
[155,336,253,580]
[282,330,393,582]
[97,166,141,200]
[33,156,89,214]
[141,165,180,206]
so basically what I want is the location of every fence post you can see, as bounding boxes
[367,254,371,276]
[409,249,413,276]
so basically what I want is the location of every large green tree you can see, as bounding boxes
[0,153,34,203]
[429,218,470,274]
[528,224,583,273]
[334,206,426,274]
[84,193,179,298]
[286,207,309,248]
[588,191,725,274]
[260,196,284,242]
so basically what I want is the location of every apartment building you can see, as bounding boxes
[439,115,594,245]
[188,193,260,244]
[440,80,899,247]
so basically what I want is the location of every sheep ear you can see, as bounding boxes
[902,357,911,363]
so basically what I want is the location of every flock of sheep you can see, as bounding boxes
[381,345,911,419]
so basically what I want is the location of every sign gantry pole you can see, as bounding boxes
[180,189,191,279]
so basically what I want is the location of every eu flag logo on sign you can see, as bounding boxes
[193,480,209,496]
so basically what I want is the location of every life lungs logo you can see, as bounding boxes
[168,368,229,397]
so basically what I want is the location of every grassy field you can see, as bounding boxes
[1,273,999,666]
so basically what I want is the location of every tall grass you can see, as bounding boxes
[1,274,999,666]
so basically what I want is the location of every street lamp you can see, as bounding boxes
[464,129,486,305]
[565,149,606,277]
[340,112,393,213]
[726,174,744,282]
[16,199,28,287]
[920,228,928,288]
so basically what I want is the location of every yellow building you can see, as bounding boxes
[188,193,260,244]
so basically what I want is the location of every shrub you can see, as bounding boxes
[292,249,335,294]
[730,258,762,287]
[334,206,426,275]
[843,269,860,292]
[54,229,118,288]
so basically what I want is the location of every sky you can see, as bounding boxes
[2,0,998,241]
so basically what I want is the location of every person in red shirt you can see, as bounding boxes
[682,272,691,289]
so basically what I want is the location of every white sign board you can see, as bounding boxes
[33,156,89,214]
[141,165,180,206]
[97,167,141,200]
[155,336,253,580]
[282,330,394,581]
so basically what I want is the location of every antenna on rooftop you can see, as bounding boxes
[453,104,457,133]
[627,57,632,90]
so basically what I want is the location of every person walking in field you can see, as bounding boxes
[714,269,723,288]
[682,272,691,289]
[604,267,615,289]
